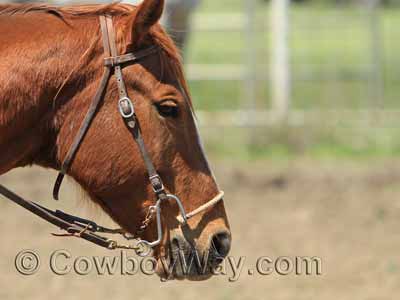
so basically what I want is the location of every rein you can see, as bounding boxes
[0,184,136,251]
[0,15,224,256]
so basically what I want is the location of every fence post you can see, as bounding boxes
[243,0,259,152]
[244,0,257,121]
[270,0,291,122]
[366,0,384,109]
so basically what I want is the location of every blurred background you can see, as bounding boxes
[1,0,400,299]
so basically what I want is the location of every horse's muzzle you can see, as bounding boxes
[156,230,231,281]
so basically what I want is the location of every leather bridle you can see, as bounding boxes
[0,15,224,256]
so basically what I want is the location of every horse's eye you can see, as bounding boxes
[156,100,179,118]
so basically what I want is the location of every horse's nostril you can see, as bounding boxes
[211,231,231,258]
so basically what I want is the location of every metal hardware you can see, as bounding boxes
[118,97,135,119]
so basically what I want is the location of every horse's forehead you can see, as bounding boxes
[126,61,187,100]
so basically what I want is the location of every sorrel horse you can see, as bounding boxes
[0,0,231,280]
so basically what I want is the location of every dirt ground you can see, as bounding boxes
[0,158,399,299]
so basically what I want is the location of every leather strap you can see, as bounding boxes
[102,15,166,199]
[0,184,119,249]
[53,15,158,200]
[53,68,111,200]
[53,16,113,200]
[103,47,158,67]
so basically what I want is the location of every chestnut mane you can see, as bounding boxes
[0,2,132,18]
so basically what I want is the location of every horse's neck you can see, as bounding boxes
[0,14,99,174]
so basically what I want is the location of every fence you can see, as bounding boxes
[189,0,393,130]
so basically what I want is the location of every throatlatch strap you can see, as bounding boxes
[52,67,112,200]
[52,16,113,200]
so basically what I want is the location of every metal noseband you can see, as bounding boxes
[0,15,225,257]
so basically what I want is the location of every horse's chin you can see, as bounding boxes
[155,257,213,282]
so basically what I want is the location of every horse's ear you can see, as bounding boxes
[126,0,165,47]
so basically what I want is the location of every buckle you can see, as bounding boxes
[149,174,165,194]
[118,97,135,119]
[104,57,117,67]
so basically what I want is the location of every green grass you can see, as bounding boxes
[202,124,400,161]
[189,81,243,111]
[186,2,400,159]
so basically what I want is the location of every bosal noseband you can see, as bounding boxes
[0,15,224,256]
